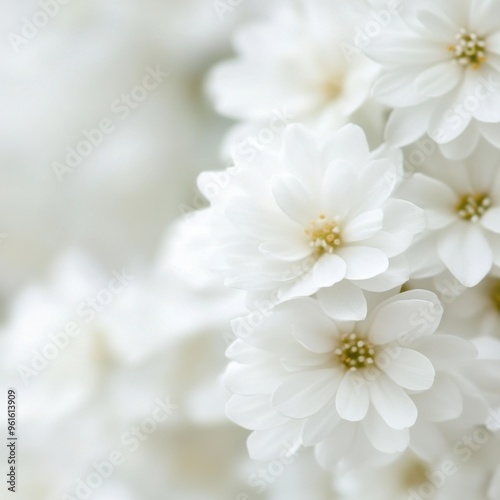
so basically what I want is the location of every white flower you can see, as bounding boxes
[0,251,166,425]
[224,290,480,470]
[199,123,425,320]
[365,0,500,159]
[208,0,383,157]
[398,143,500,287]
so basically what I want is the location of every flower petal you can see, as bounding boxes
[259,237,312,261]
[411,373,463,422]
[312,253,346,288]
[369,374,418,430]
[301,399,342,446]
[314,420,358,469]
[471,0,500,34]
[226,394,289,430]
[385,104,433,146]
[368,297,443,345]
[438,122,480,160]
[487,31,500,55]
[322,124,369,167]
[321,161,357,218]
[480,121,500,148]
[480,207,500,233]
[336,371,370,422]
[410,420,449,461]
[317,281,367,321]
[415,335,477,370]
[415,62,462,97]
[386,198,427,232]
[277,269,320,301]
[287,300,338,354]
[225,361,283,395]
[367,35,445,66]
[354,257,409,292]
[271,173,317,225]
[280,124,322,178]
[380,347,435,391]
[362,407,410,454]
[416,8,459,39]
[272,369,340,419]
[342,210,383,242]
[437,223,492,287]
[247,422,302,461]
[398,173,456,230]
[428,82,473,144]
[372,68,428,107]
[338,246,389,280]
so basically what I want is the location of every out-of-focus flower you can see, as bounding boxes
[336,429,500,500]
[208,0,385,159]
[336,451,449,500]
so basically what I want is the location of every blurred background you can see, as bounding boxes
[0,0,263,298]
[0,1,337,498]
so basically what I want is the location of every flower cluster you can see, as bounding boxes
[197,0,500,497]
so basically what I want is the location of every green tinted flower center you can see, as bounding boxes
[456,193,491,222]
[335,332,376,371]
[449,29,487,69]
[490,281,500,312]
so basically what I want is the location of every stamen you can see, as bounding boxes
[305,214,342,256]
[456,193,491,222]
[335,332,376,371]
[449,28,487,69]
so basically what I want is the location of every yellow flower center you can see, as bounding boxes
[456,193,491,222]
[305,214,342,257]
[335,332,376,371]
[402,459,431,490]
[449,29,487,69]
[323,79,342,100]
